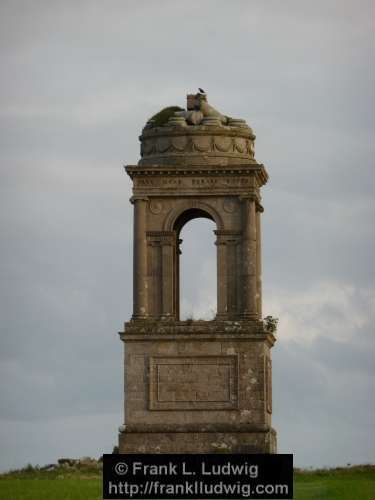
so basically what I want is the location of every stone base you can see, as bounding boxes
[119,321,277,455]
[119,428,277,454]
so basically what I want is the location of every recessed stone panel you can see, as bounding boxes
[149,355,238,410]
[265,356,272,414]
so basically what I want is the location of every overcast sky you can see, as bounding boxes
[1,0,374,472]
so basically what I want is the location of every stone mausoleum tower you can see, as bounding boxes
[119,91,277,453]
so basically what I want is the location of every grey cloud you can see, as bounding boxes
[0,0,374,471]
[273,330,375,466]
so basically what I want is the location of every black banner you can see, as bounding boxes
[103,454,293,499]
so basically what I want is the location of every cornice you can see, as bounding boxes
[120,423,272,434]
[125,163,269,186]
[119,319,276,347]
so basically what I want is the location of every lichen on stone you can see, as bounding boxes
[147,106,184,128]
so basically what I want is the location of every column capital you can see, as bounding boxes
[147,231,176,246]
[130,195,149,204]
[214,230,242,246]
[239,194,257,202]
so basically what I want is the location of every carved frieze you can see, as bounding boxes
[131,175,259,197]
[214,135,232,152]
[140,135,255,158]
[171,135,188,151]
[126,163,268,191]
[139,126,256,167]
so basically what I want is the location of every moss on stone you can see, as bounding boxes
[148,106,184,127]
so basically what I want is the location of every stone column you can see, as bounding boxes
[241,196,258,319]
[131,196,148,319]
[215,231,228,319]
[174,239,182,321]
[256,204,263,318]
[161,233,175,319]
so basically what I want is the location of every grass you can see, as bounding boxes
[0,478,101,500]
[294,465,375,499]
[0,463,102,500]
[0,464,374,499]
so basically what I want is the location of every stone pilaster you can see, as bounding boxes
[241,196,258,320]
[131,196,148,319]
[147,237,162,318]
[215,230,242,319]
[161,232,176,319]
[215,231,228,319]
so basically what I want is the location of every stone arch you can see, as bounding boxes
[163,200,224,232]
[162,201,222,321]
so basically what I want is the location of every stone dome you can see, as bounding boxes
[138,91,256,167]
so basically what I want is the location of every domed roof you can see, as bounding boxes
[139,91,256,167]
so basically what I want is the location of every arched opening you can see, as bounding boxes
[173,210,217,320]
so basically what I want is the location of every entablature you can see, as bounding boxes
[126,163,268,183]
[125,163,268,197]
